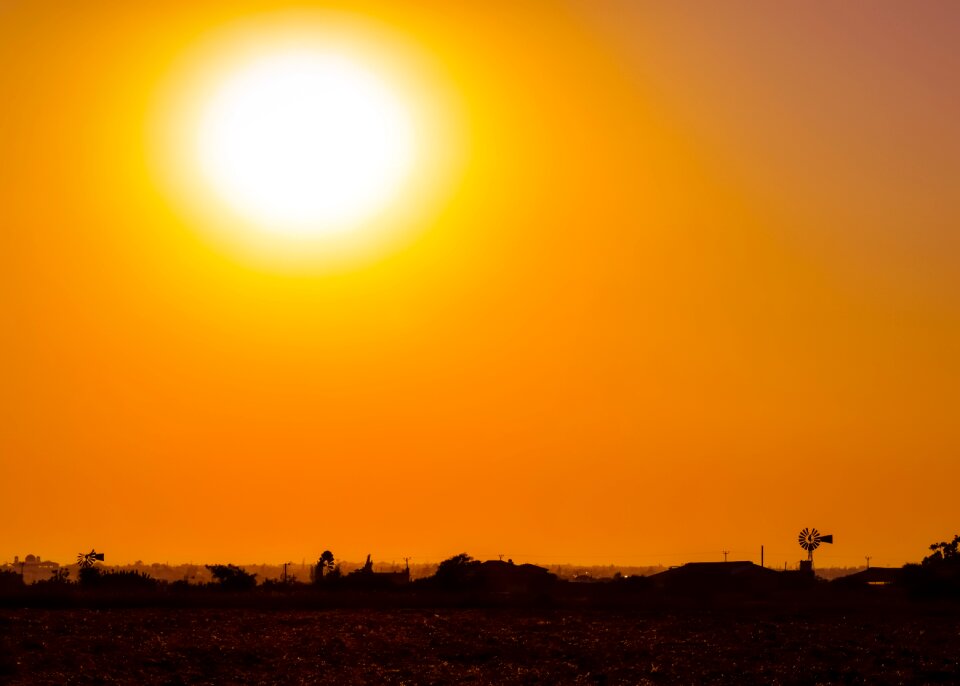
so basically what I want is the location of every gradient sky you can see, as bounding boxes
[1,1,957,569]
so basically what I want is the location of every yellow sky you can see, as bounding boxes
[1,1,958,568]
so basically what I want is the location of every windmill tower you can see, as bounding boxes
[797,528,833,573]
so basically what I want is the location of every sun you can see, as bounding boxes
[151,13,463,269]
[196,51,415,237]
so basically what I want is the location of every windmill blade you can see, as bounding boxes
[798,527,828,553]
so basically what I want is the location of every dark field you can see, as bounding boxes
[2,607,959,685]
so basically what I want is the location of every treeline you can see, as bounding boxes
[0,552,526,593]
[3,535,960,604]
[0,559,664,587]
[0,552,569,611]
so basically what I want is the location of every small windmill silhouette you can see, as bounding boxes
[77,549,105,568]
[798,528,833,563]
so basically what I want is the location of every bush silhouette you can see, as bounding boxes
[78,566,103,587]
[30,568,70,589]
[0,569,24,591]
[206,564,257,591]
[78,568,157,590]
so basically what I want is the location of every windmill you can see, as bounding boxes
[798,528,833,565]
[77,549,105,568]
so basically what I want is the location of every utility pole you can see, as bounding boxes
[722,550,730,563]
[865,556,871,570]
[761,545,764,568]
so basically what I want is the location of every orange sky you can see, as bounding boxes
[1,1,958,569]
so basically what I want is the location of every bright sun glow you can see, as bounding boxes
[152,13,462,269]
[197,51,415,236]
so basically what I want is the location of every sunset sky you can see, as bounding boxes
[2,1,958,569]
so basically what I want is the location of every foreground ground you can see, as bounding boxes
[1,607,958,684]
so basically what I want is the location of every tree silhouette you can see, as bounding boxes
[434,553,480,589]
[313,550,337,584]
[901,533,960,597]
[923,534,960,566]
[320,551,335,574]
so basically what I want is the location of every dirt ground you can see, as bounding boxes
[1,608,958,684]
